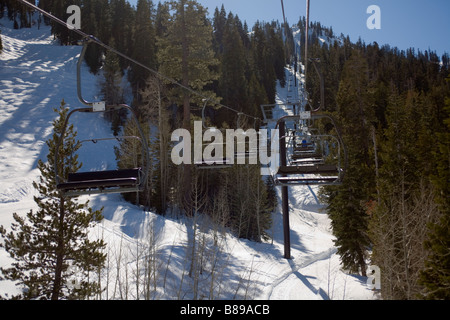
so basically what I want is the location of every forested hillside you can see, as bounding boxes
[1,0,287,245]
[2,0,449,300]
[299,18,450,299]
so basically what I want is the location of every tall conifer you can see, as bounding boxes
[419,77,450,299]
[130,0,157,95]
[219,16,248,112]
[0,103,106,300]
[321,52,375,276]
[157,0,218,211]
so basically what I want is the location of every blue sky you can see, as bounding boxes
[128,0,450,57]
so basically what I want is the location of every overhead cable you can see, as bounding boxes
[16,0,261,122]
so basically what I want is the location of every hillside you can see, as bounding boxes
[0,16,376,300]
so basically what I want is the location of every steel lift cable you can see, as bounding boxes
[15,0,261,123]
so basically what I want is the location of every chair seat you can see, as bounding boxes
[57,168,141,191]
[194,158,233,168]
[277,164,338,175]
[291,152,322,160]
[275,176,340,185]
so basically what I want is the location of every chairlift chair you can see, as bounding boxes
[55,104,150,197]
[55,38,150,197]
[272,113,347,186]
[195,104,259,169]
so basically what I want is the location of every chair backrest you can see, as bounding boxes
[67,168,141,182]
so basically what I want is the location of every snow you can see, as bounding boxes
[0,17,376,300]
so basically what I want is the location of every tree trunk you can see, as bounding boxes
[51,197,65,300]
[180,0,192,210]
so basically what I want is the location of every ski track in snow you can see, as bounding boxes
[0,18,375,300]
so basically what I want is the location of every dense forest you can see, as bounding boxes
[1,0,449,300]
[299,19,449,299]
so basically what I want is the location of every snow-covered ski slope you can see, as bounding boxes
[0,18,375,300]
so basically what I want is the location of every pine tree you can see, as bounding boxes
[100,38,124,106]
[218,15,248,112]
[420,213,450,299]
[99,38,126,135]
[250,22,277,105]
[247,72,269,119]
[82,0,112,74]
[369,82,445,298]
[157,0,219,117]
[49,0,82,44]
[321,51,375,277]
[1,0,34,28]
[267,21,286,88]
[0,102,106,300]
[129,0,157,96]
[115,115,150,207]
[212,5,227,54]
[138,76,172,214]
[224,164,273,242]
[154,1,170,40]
[419,76,450,299]
[157,0,219,211]
[110,0,135,70]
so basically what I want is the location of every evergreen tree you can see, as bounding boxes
[138,76,172,214]
[82,0,111,74]
[266,21,286,88]
[100,38,124,106]
[49,0,83,44]
[321,51,375,277]
[248,21,286,106]
[212,5,227,54]
[250,22,277,104]
[110,0,135,70]
[247,72,269,119]
[420,213,450,299]
[2,0,34,28]
[218,15,248,112]
[368,80,446,299]
[157,0,219,120]
[370,87,439,298]
[129,0,157,96]
[0,102,106,300]
[154,1,170,40]
[157,0,219,211]
[99,38,126,135]
[377,87,421,194]
[419,76,450,299]
[224,165,273,242]
[0,1,4,19]
[115,115,150,207]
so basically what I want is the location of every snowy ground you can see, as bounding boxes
[0,18,376,300]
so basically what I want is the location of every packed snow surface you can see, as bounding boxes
[0,18,375,300]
